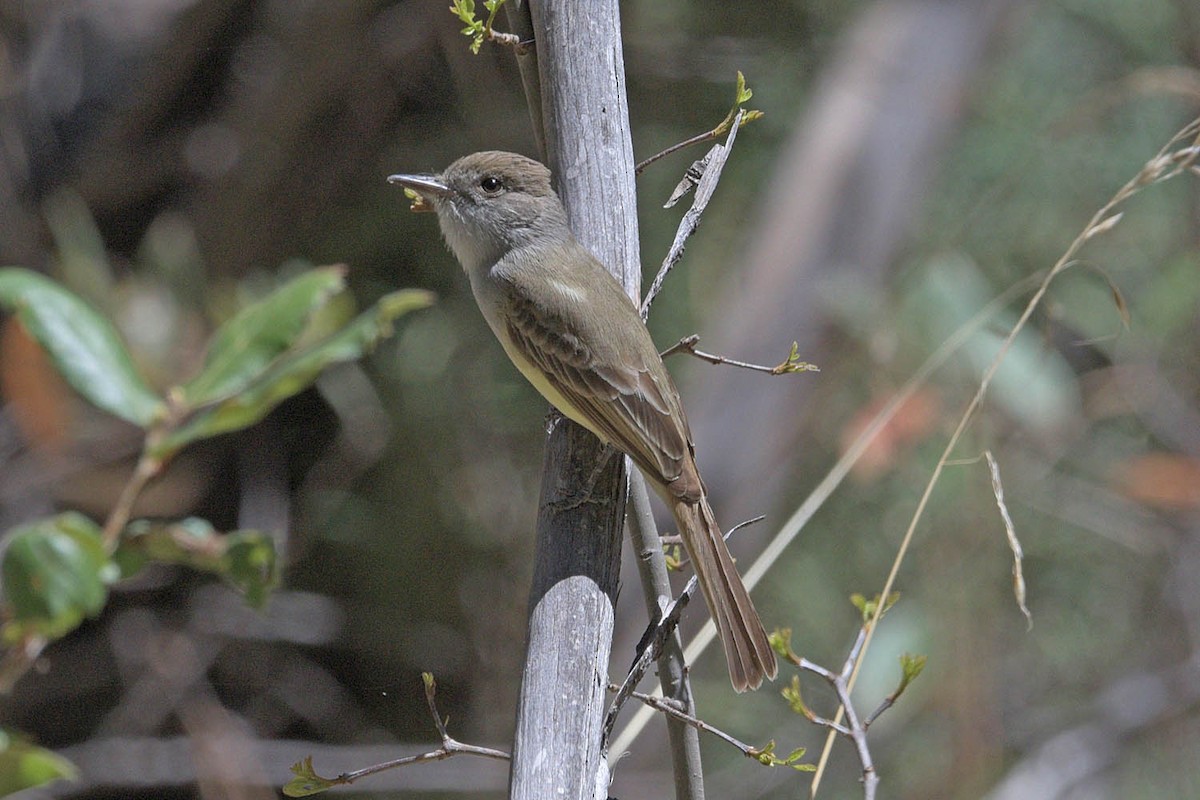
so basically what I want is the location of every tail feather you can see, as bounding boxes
[673,496,777,692]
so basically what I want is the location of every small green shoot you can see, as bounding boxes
[895,652,927,698]
[450,0,510,54]
[748,739,815,771]
[850,591,900,623]
[780,675,811,718]
[713,71,765,137]
[662,543,683,571]
[284,755,338,797]
[636,71,767,175]
[769,626,801,664]
[772,341,820,375]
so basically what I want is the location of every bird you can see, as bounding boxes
[389,151,777,691]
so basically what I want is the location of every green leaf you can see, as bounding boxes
[450,0,477,25]
[897,652,928,695]
[750,739,778,765]
[153,289,433,458]
[1,513,112,640]
[735,70,752,104]
[781,675,809,718]
[0,729,78,795]
[768,626,798,662]
[181,267,347,405]
[850,592,869,617]
[850,591,900,623]
[713,72,764,137]
[225,532,278,609]
[0,268,162,426]
[771,341,819,375]
[118,519,278,608]
[284,756,337,797]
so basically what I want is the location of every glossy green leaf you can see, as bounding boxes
[1,513,111,639]
[0,729,78,796]
[153,288,434,458]
[0,268,162,426]
[182,267,348,405]
[118,518,278,608]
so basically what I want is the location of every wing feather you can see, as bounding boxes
[498,272,698,498]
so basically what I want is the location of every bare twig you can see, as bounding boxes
[662,334,819,375]
[612,684,765,759]
[795,626,878,798]
[796,656,877,800]
[775,617,899,800]
[613,671,812,776]
[641,109,744,319]
[637,130,724,176]
[490,30,529,52]
[863,653,925,728]
[343,674,509,779]
[286,674,508,795]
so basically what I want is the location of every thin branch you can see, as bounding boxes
[488,30,529,51]
[795,657,877,800]
[662,334,819,375]
[329,737,509,787]
[863,699,894,729]
[641,109,743,319]
[607,470,705,799]
[287,674,508,795]
[101,453,161,549]
[613,684,763,758]
[775,622,881,799]
[604,514,765,743]
[636,130,718,176]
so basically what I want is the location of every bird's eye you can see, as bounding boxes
[479,176,503,194]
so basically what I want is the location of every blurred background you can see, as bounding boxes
[2,0,1199,798]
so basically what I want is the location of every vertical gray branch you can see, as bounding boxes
[625,471,705,800]
[507,2,641,799]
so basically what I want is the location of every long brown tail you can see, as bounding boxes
[672,496,777,692]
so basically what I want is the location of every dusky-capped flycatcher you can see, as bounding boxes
[389,151,776,692]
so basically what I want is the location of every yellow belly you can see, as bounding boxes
[500,335,608,444]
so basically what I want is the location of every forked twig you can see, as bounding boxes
[641,109,744,319]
